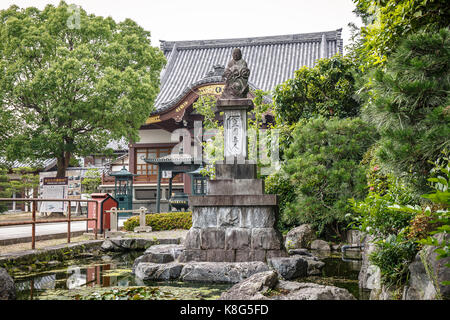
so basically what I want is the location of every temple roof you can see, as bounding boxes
[154,29,343,113]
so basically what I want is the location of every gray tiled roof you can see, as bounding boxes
[0,158,56,170]
[106,138,129,151]
[154,29,343,113]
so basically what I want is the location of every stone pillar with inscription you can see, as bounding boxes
[182,49,286,263]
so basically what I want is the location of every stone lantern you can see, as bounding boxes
[109,166,136,212]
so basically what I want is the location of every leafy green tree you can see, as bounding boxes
[81,168,101,194]
[282,117,376,238]
[273,55,361,125]
[352,0,450,68]
[0,2,166,177]
[362,28,450,193]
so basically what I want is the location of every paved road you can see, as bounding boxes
[0,218,127,241]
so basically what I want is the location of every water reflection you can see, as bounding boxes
[14,250,368,300]
[15,252,142,300]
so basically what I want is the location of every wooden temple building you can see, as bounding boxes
[99,29,344,212]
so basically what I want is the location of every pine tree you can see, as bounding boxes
[362,28,450,193]
[0,167,12,213]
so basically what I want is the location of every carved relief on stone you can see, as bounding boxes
[221,48,250,99]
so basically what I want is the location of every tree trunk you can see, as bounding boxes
[56,152,71,178]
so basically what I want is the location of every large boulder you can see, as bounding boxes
[180,261,269,283]
[134,262,185,281]
[144,244,184,261]
[219,270,355,300]
[346,230,364,246]
[285,224,316,249]
[0,268,16,300]
[310,240,331,251]
[132,244,185,272]
[287,249,325,275]
[358,235,381,291]
[273,281,356,300]
[219,271,278,300]
[100,238,156,252]
[403,233,450,300]
[268,256,308,280]
[303,256,326,276]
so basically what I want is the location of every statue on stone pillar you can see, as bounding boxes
[221,48,251,99]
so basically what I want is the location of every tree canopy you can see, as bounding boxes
[351,0,450,68]
[281,117,375,237]
[361,28,450,193]
[273,55,361,125]
[0,2,166,177]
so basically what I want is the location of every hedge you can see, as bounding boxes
[123,211,192,231]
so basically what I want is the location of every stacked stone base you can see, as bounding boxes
[182,200,287,263]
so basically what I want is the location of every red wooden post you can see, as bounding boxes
[31,200,36,250]
[94,202,98,240]
[67,200,71,243]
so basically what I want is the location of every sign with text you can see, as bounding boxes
[41,177,68,212]
[43,177,68,185]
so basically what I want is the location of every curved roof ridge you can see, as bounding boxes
[153,28,343,114]
[160,29,342,52]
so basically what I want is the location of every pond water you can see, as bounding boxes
[13,251,232,300]
[12,250,368,300]
[298,251,371,300]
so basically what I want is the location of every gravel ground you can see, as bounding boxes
[0,235,92,254]
[0,229,189,255]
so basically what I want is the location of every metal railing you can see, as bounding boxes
[0,198,100,250]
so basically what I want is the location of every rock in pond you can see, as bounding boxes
[274,281,356,300]
[0,268,16,300]
[134,262,185,281]
[219,270,355,300]
[288,248,313,256]
[310,239,331,251]
[219,271,278,300]
[403,233,450,300]
[101,238,156,252]
[285,224,316,249]
[268,256,308,280]
[132,244,185,272]
[180,261,270,283]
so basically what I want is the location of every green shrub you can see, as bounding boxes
[350,151,450,287]
[350,175,417,237]
[370,234,418,286]
[282,116,375,238]
[123,211,192,232]
[264,170,296,234]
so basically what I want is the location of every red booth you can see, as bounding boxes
[87,193,118,234]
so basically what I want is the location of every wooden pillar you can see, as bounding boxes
[156,165,161,213]
[168,177,173,212]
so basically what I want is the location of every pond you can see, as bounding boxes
[297,250,371,300]
[13,251,232,300]
[12,250,368,300]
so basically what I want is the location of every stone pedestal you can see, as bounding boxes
[184,98,286,263]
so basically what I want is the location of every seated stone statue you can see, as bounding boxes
[221,48,251,99]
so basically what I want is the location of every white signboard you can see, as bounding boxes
[40,177,68,213]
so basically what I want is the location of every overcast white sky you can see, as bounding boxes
[0,0,362,52]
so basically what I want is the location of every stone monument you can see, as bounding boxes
[182,48,286,263]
